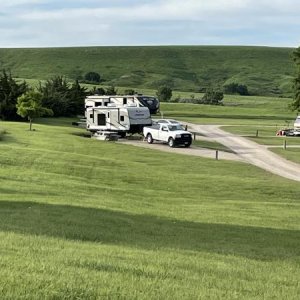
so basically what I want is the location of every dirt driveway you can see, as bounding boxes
[187,123,300,182]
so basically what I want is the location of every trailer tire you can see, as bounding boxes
[168,137,175,147]
[147,133,153,144]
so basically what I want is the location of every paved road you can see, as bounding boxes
[187,123,300,182]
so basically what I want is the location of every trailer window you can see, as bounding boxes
[120,116,125,122]
[123,98,127,105]
[95,102,102,107]
[97,114,106,125]
[90,114,93,118]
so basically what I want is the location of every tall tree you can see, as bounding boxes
[156,86,172,102]
[16,90,53,131]
[67,80,87,116]
[0,70,28,120]
[291,47,300,112]
[38,76,70,116]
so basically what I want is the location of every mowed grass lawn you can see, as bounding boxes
[0,119,300,299]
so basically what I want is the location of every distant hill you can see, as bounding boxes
[0,46,296,96]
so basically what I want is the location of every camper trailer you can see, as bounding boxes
[85,95,160,115]
[86,104,152,136]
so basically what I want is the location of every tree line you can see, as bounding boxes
[0,71,123,123]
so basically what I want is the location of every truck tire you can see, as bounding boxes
[147,133,153,144]
[168,137,175,147]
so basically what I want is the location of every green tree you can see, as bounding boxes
[84,72,101,83]
[105,86,117,95]
[224,83,249,95]
[156,86,172,102]
[0,70,28,120]
[38,76,70,116]
[124,89,136,95]
[67,80,87,116]
[16,90,53,131]
[291,47,300,112]
[90,87,106,95]
[202,87,224,105]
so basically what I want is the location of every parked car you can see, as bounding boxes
[153,118,188,130]
[154,119,182,125]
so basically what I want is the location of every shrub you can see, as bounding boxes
[0,128,7,141]
[224,82,249,95]
[156,86,172,102]
[202,87,224,105]
[84,72,101,83]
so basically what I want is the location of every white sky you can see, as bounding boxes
[0,0,299,47]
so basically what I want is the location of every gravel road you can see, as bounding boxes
[187,123,300,182]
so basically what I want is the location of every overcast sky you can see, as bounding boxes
[0,0,299,48]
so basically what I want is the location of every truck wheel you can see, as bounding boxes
[147,134,153,144]
[168,137,175,147]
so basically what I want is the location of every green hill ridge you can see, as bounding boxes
[0,45,296,96]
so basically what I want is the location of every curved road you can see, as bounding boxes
[187,123,300,182]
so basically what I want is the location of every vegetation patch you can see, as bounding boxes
[0,46,295,96]
[0,128,7,140]
[0,119,299,299]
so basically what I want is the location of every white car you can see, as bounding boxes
[154,119,182,125]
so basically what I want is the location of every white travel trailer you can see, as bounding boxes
[85,95,160,115]
[86,104,152,136]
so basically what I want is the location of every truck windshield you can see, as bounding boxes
[168,125,185,131]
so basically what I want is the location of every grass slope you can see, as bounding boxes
[0,45,296,96]
[0,118,299,299]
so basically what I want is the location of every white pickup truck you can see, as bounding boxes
[143,123,192,147]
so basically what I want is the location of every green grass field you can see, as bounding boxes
[0,118,300,299]
[160,95,295,125]
[1,45,296,96]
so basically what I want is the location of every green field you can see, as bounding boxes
[160,94,296,126]
[0,117,300,299]
[0,45,296,96]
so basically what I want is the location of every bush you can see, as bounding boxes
[105,86,117,95]
[124,89,136,95]
[84,72,101,83]
[224,82,249,95]
[201,87,224,105]
[0,128,7,141]
[156,86,172,102]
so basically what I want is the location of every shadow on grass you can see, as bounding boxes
[0,201,299,261]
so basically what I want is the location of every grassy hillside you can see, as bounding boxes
[0,118,299,299]
[0,46,296,96]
